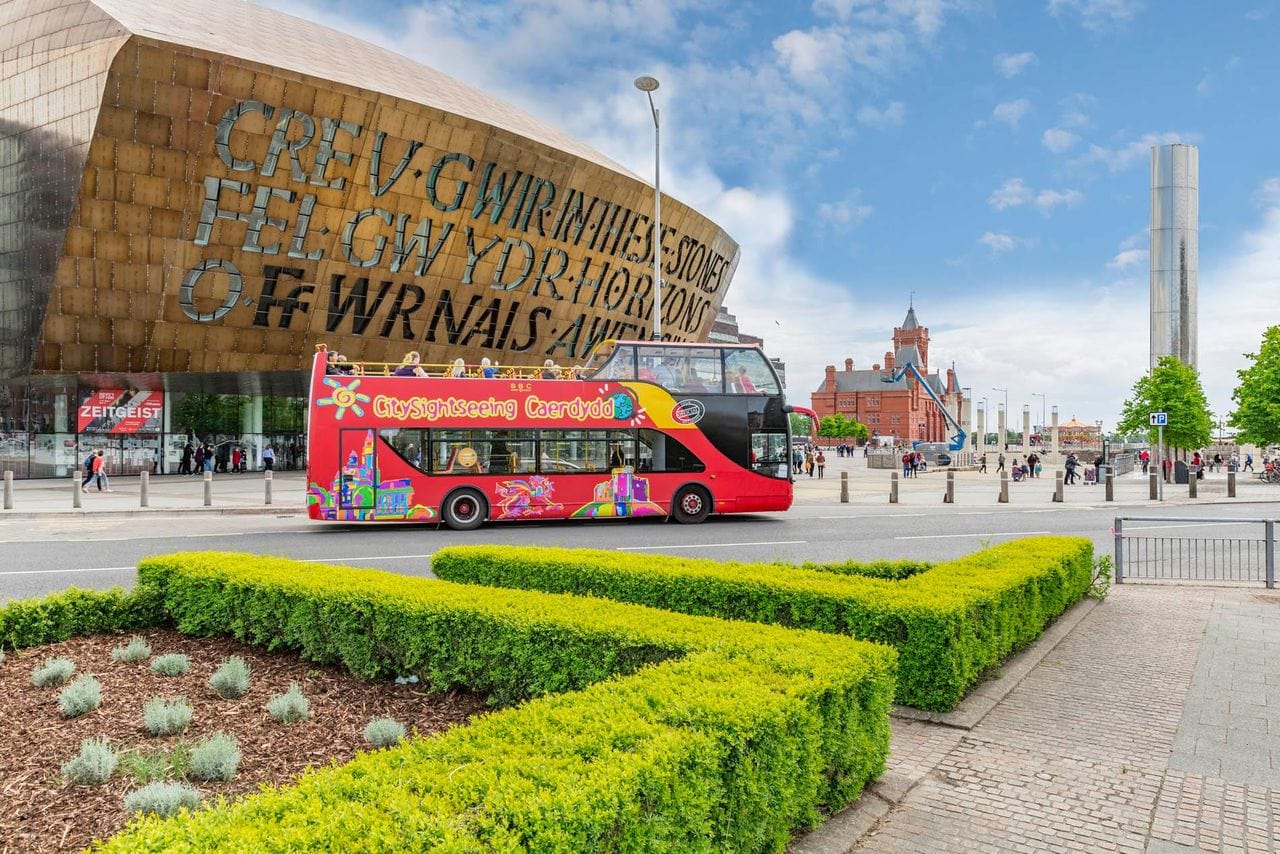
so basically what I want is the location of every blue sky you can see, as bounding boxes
[265,0,1280,434]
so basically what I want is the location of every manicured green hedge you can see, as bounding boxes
[0,586,164,651]
[433,537,1093,711]
[795,558,932,580]
[98,552,896,852]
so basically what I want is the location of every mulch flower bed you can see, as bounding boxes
[0,627,489,853]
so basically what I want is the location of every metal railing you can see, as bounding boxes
[1114,517,1276,588]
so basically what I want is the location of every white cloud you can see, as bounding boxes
[1034,188,1084,213]
[1195,74,1212,96]
[1080,131,1199,173]
[992,98,1031,129]
[988,178,1033,210]
[988,179,1082,214]
[1047,0,1145,31]
[1254,177,1280,207]
[978,231,1019,253]
[773,27,848,84]
[1042,127,1080,153]
[857,101,906,128]
[1107,248,1146,269]
[818,196,874,227]
[994,51,1036,78]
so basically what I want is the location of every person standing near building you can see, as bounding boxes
[180,441,193,476]
[1064,452,1078,485]
[262,444,276,471]
[815,449,826,478]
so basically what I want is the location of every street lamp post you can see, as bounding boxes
[634,75,662,340]
[992,387,1007,448]
[1031,392,1045,435]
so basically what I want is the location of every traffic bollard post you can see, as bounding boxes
[889,471,899,504]
[1227,471,1236,498]
[944,470,954,503]
[3,470,11,510]
[73,470,82,509]
[1053,470,1064,503]
[1188,473,1197,498]
[840,470,848,504]
[140,470,149,507]
[204,470,213,506]
[265,470,273,505]
[998,473,1009,503]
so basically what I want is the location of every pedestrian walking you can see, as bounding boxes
[80,449,98,492]
[1244,453,1254,472]
[815,449,826,478]
[977,453,987,473]
[179,441,193,476]
[262,444,276,471]
[901,451,912,478]
[94,449,112,492]
[996,453,1006,474]
[1027,452,1040,478]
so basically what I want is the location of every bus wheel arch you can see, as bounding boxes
[671,483,712,524]
[441,487,488,531]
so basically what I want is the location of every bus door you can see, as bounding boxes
[337,428,378,515]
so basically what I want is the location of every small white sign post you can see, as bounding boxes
[1150,412,1168,500]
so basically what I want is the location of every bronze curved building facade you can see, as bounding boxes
[0,0,740,476]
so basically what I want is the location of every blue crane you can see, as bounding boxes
[880,362,967,451]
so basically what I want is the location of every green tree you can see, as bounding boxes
[1229,326,1280,446]
[1116,356,1212,450]
[818,414,869,442]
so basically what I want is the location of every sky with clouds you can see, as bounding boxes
[262,0,1280,433]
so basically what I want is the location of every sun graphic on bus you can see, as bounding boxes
[316,377,370,420]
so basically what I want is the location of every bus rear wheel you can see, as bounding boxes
[671,485,711,524]
[442,488,488,531]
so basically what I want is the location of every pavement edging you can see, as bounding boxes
[0,507,307,519]
[789,595,1101,853]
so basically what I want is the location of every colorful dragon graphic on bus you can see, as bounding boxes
[307,430,435,521]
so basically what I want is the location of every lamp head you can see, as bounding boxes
[634,76,660,92]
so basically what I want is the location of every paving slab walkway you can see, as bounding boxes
[798,585,1280,853]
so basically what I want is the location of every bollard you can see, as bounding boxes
[1104,468,1114,502]
[944,470,954,503]
[204,470,213,506]
[1188,472,1197,498]
[73,470,82,509]
[1149,472,1158,500]
[889,471,899,504]
[3,470,11,510]
[1053,470,1064,503]
[265,470,273,505]
[1227,471,1236,498]
[140,470,149,507]
[998,473,1009,503]
[840,470,848,504]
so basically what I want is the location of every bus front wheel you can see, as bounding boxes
[671,485,711,524]
[442,488,488,531]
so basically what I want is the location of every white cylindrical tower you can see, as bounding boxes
[1150,144,1198,368]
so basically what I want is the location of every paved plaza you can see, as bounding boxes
[797,585,1280,853]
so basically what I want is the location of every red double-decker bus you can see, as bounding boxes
[305,341,798,529]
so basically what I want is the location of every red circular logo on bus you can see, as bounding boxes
[672,399,705,424]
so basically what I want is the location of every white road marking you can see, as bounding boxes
[815,513,930,519]
[618,540,805,551]
[895,531,1051,540]
[0,566,136,575]
[302,554,435,563]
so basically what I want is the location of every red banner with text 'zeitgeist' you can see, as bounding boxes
[78,390,164,433]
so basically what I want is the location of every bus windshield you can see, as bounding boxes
[589,343,780,395]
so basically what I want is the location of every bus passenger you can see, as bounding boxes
[541,359,560,379]
[480,357,498,378]
[449,358,467,378]
[394,351,428,377]
[653,356,679,387]
[736,366,757,393]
